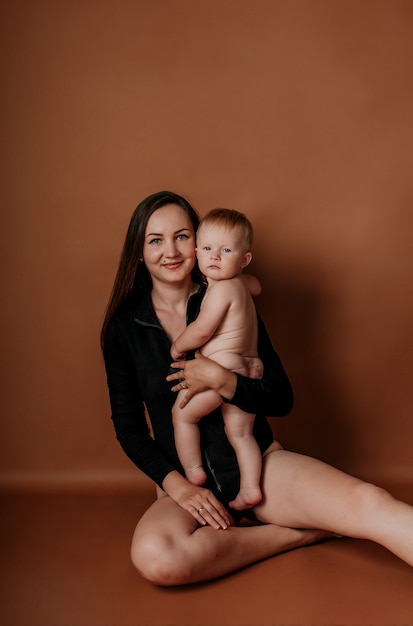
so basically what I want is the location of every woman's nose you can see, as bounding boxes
[164,239,178,256]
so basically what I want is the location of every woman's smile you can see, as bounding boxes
[162,261,184,270]
[143,204,197,284]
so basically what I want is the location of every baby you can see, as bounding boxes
[171,208,263,510]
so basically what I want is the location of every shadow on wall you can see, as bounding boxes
[258,276,354,473]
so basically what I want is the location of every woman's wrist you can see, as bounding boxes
[167,353,238,404]
[162,470,190,501]
[193,354,237,400]
[215,369,237,401]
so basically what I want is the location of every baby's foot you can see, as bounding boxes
[229,486,262,511]
[186,466,207,486]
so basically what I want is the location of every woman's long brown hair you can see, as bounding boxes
[100,191,200,350]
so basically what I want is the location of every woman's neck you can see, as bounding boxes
[150,278,198,343]
[151,278,197,314]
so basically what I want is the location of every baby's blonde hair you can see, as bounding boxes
[199,208,253,249]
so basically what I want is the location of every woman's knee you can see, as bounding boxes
[130,530,190,586]
[351,481,394,532]
[356,481,392,508]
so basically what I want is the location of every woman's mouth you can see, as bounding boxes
[162,261,183,270]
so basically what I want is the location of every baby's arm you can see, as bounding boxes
[171,282,232,360]
[241,273,262,297]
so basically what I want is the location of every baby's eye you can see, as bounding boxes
[223,248,231,253]
[202,246,211,251]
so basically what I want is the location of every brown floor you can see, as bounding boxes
[1,483,412,626]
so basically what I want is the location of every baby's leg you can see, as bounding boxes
[172,389,222,486]
[222,404,262,510]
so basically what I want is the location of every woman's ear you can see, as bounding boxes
[241,251,253,269]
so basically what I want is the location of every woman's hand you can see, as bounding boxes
[166,351,237,409]
[162,471,231,530]
[178,484,232,530]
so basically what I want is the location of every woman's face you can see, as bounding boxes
[143,204,197,286]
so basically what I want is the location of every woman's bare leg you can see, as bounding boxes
[131,495,331,586]
[254,445,413,566]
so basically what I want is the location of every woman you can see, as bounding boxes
[101,190,413,586]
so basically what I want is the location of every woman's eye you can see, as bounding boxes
[177,234,189,241]
[148,238,161,245]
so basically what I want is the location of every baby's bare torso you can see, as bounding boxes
[201,276,258,375]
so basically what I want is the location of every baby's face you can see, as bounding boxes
[196,223,251,281]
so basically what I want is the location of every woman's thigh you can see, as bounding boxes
[254,446,373,534]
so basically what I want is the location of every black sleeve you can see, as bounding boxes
[225,314,294,416]
[103,318,176,487]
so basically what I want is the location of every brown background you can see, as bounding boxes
[1,0,412,491]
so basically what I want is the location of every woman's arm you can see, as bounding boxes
[104,318,176,487]
[104,316,231,529]
[161,471,231,530]
[167,314,293,416]
[229,314,294,416]
[167,351,238,408]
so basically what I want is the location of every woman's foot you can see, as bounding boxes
[286,527,341,550]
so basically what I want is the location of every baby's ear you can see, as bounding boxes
[241,251,253,269]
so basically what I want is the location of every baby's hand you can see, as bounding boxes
[170,344,185,361]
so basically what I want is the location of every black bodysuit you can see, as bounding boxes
[103,283,294,510]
